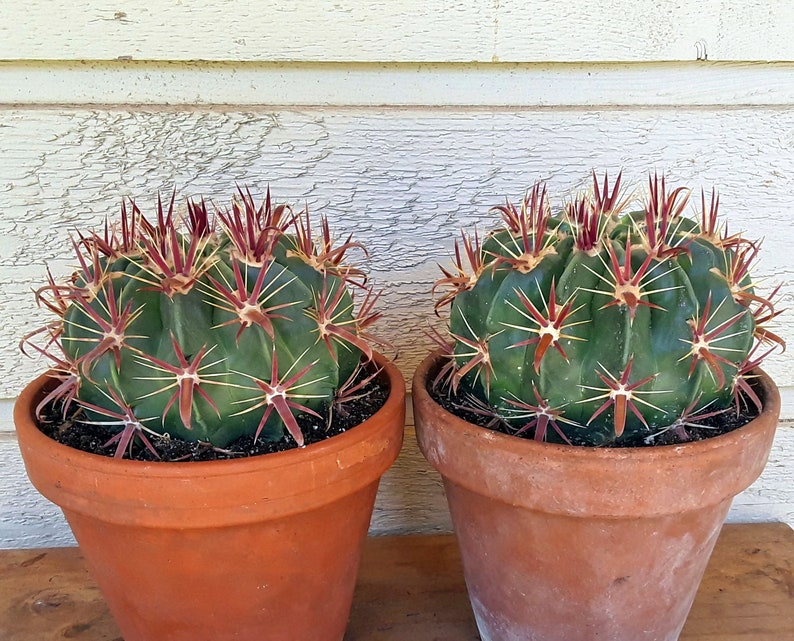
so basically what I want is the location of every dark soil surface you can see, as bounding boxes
[37,370,390,462]
[429,377,763,448]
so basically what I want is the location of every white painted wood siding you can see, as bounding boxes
[2,1,794,62]
[4,61,794,107]
[0,1,792,548]
[2,108,792,396]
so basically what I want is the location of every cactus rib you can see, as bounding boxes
[22,188,383,456]
[434,172,785,446]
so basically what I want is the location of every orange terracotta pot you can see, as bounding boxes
[412,352,779,641]
[15,352,405,641]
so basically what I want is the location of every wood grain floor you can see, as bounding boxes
[1,523,792,640]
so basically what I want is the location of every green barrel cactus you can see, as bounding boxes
[23,188,383,457]
[432,173,784,446]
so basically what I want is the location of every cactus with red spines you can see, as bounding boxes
[433,172,784,446]
[23,188,382,457]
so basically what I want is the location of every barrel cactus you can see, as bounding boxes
[432,172,784,446]
[22,188,383,457]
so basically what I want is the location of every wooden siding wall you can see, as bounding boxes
[1,1,793,548]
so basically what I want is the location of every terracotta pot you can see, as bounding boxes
[15,352,405,641]
[412,351,779,641]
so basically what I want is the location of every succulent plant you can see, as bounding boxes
[22,188,383,457]
[432,172,784,446]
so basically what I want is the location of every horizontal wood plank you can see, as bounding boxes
[672,523,794,640]
[1,1,794,63]
[3,61,794,107]
[0,524,791,640]
[1,107,792,399]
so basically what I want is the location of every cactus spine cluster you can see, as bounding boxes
[433,173,784,446]
[23,189,382,457]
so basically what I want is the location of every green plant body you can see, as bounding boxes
[23,189,382,457]
[433,173,784,446]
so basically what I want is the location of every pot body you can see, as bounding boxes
[15,353,405,641]
[413,352,779,641]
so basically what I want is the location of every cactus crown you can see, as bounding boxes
[22,188,384,458]
[432,172,784,446]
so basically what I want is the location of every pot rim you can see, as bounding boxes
[17,351,403,477]
[15,351,405,525]
[414,349,780,459]
[412,350,780,517]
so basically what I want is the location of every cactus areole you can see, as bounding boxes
[432,173,784,447]
[23,188,385,458]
